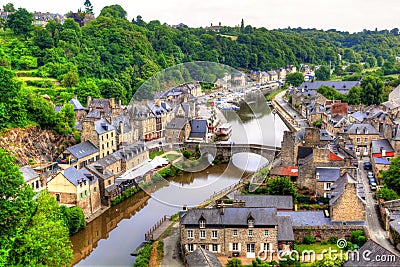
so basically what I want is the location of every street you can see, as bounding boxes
[358,158,399,255]
[274,90,310,128]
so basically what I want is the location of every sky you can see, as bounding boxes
[3,0,400,33]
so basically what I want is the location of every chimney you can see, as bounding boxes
[119,120,124,141]
[118,99,122,108]
[110,98,115,109]
[87,96,92,108]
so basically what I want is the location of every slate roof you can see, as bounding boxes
[181,208,279,226]
[277,211,332,226]
[329,172,363,205]
[185,248,222,267]
[63,166,87,186]
[189,120,207,139]
[85,163,114,181]
[350,111,367,123]
[277,216,294,241]
[316,167,341,182]
[69,97,86,110]
[374,157,391,165]
[66,140,99,159]
[344,239,400,266]
[111,116,131,134]
[165,117,187,130]
[371,139,394,154]
[320,129,333,141]
[298,81,360,95]
[86,109,112,119]
[234,195,293,210]
[346,123,379,135]
[95,118,115,135]
[381,100,400,111]
[20,165,39,183]
[89,98,112,109]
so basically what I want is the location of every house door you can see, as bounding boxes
[246,243,255,258]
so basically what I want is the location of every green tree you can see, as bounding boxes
[6,8,33,38]
[266,177,297,198]
[97,79,127,104]
[346,86,362,105]
[76,79,101,105]
[286,72,304,87]
[59,205,86,235]
[3,3,15,12]
[34,28,55,49]
[25,91,56,129]
[18,56,38,70]
[84,0,94,15]
[360,75,384,105]
[11,191,73,266]
[377,56,385,67]
[99,4,127,18]
[317,85,345,101]
[382,156,400,195]
[54,104,75,135]
[315,65,330,80]
[365,56,377,68]
[0,149,35,263]
[376,186,400,201]
[313,118,322,128]
[62,71,79,88]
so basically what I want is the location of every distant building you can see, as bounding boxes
[20,165,44,193]
[298,81,361,96]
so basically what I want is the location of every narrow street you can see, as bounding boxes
[358,158,399,255]
[274,90,310,129]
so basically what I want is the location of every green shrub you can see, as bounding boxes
[357,235,366,246]
[329,236,338,244]
[226,258,242,267]
[303,235,315,244]
[134,243,152,267]
[351,230,365,243]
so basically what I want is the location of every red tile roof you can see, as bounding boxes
[270,166,298,177]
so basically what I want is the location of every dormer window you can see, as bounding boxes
[363,127,368,134]
[247,215,254,228]
[356,127,360,134]
[199,219,206,229]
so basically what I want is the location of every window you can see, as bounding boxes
[233,230,238,236]
[356,137,360,143]
[364,147,368,153]
[212,231,218,239]
[35,180,39,189]
[212,244,218,252]
[94,187,97,192]
[264,230,269,237]
[248,218,254,228]
[108,180,111,186]
[263,243,269,251]
[200,244,206,249]
[200,230,206,239]
[232,243,239,251]
[324,182,332,191]
[187,230,193,239]
[364,138,368,143]
[187,244,194,252]
[356,147,360,153]
[102,144,104,150]
[199,219,206,228]
[80,192,83,199]
[31,182,34,189]
[247,243,255,253]
[85,190,88,196]
[106,133,108,139]
[111,132,113,137]
[248,230,253,237]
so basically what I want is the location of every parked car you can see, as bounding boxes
[364,162,372,170]
[370,182,377,191]
[367,172,374,178]
[369,177,377,184]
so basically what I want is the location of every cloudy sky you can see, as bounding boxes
[5,0,400,32]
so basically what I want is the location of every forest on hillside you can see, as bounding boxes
[0,3,400,133]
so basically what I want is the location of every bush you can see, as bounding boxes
[134,243,152,267]
[351,230,365,243]
[59,205,86,235]
[226,258,242,267]
[357,235,366,246]
[303,235,315,244]
[329,236,338,244]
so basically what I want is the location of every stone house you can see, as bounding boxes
[371,139,395,159]
[298,81,360,96]
[250,71,269,84]
[69,97,87,122]
[114,142,149,171]
[329,173,365,222]
[85,162,118,206]
[86,97,122,120]
[315,167,341,198]
[269,166,298,182]
[233,73,247,87]
[277,68,287,80]
[111,115,137,149]
[324,115,350,137]
[180,207,293,259]
[342,123,380,157]
[81,118,117,159]
[267,71,278,81]
[165,117,191,143]
[131,104,157,141]
[62,140,100,170]
[47,166,101,217]
[20,165,44,193]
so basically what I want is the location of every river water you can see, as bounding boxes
[71,92,288,266]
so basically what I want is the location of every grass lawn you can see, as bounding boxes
[149,150,164,159]
[295,243,343,254]
[164,153,180,162]
[17,76,58,82]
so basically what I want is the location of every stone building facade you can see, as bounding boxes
[180,207,293,259]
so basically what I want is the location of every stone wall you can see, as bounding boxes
[281,131,296,166]
[330,183,365,221]
[293,225,366,243]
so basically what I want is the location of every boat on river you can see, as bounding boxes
[216,123,232,137]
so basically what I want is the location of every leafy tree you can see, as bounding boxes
[346,86,362,105]
[313,118,322,128]
[25,90,56,129]
[62,71,79,88]
[346,63,363,73]
[365,56,377,68]
[382,156,400,195]
[2,3,15,12]
[286,72,304,87]
[84,0,94,15]
[34,28,55,49]
[6,8,33,38]
[376,186,400,201]
[315,65,330,80]
[54,104,75,135]
[0,149,35,263]
[99,4,127,18]
[266,177,297,198]
[360,75,384,106]
[59,205,86,235]
[11,191,73,266]
[18,56,37,70]
[303,235,315,244]
[317,85,346,101]
[76,79,101,105]
[377,56,384,67]
[97,79,127,104]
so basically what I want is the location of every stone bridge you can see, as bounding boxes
[183,142,281,163]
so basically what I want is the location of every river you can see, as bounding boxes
[71,91,288,266]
